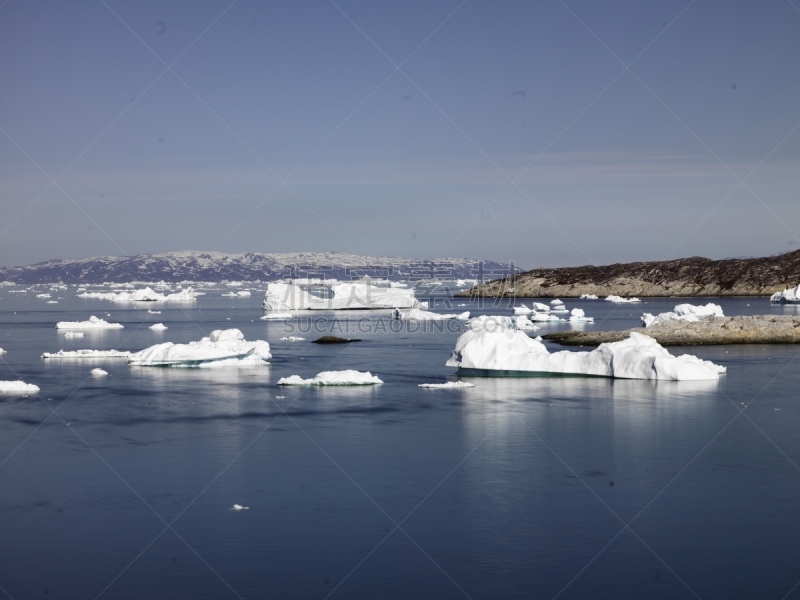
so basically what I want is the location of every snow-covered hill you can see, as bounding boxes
[0,251,518,284]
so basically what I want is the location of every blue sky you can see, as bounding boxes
[1,0,799,269]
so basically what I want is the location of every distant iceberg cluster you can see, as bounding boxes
[605,295,641,303]
[129,329,271,367]
[641,303,724,327]
[580,294,599,300]
[77,287,198,302]
[446,320,725,380]
[771,284,800,303]
[263,281,418,312]
[392,308,469,321]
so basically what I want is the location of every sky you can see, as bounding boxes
[1,0,799,270]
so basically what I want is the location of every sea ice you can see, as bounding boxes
[90,368,109,376]
[77,287,198,302]
[532,302,551,312]
[0,348,5,354]
[42,349,132,359]
[36,293,51,298]
[279,336,306,341]
[0,380,40,394]
[148,310,161,314]
[129,329,271,367]
[446,323,725,380]
[418,381,476,388]
[641,303,724,327]
[569,308,594,322]
[149,323,168,330]
[550,299,564,306]
[231,504,250,511]
[513,304,532,314]
[468,315,539,332]
[46,301,58,304]
[529,313,564,322]
[580,294,599,300]
[260,312,293,320]
[392,308,469,321]
[263,281,418,311]
[222,291,251,297]
[771,284,800,303]
[277,370,383,385]
[56,316,124,330]
[605,295,641,303]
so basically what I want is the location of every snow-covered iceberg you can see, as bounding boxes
[641,303,724,327]
[771,284,800,303]
[129,329,271,367]
[580,294,599,300]
[42,349,132,359]
[263,281,418,311]
[277,370,383,385]
[605,295,641,303]
[56,316,124,330]
[0,380,40,394]
[446,322,725,380]
[77,287,198,302]
[392,308,469,321]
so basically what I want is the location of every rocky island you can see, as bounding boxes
[461,250,800,298]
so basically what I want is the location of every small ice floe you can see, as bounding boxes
[580,294,599,300]
[129,329,271,368]
[0,380,40,394]
[36,293,51,298]
[513,304,532,314]
[418,381,475,389]
[221,291,251,297]
[149,323,168,331]
[532,302,550,312]
[392,308,469,321]
[641,303,724,327]
[56,316,124,330]
[605,295,641,303]
[457,303,467,307]
[446,320,725,380]
[276,395,286,399]
[0,348,5,354]
[279,336,305,341]
[42,349,131,359]
[46,300,58,304]
[148,310,161,314]
[77,287,198,302]
[63,332,84,339]
[569,308,594,322]
[260,312,292,320]
[550,299,564,306]
[530,312,564,322]
[770,284,800,303]
[277,370,383,386]
[90,368,109,376]
[230,504,249,511]
[468,315,538,332]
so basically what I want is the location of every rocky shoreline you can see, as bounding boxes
[461,250,800,298]
[543,315,800,346]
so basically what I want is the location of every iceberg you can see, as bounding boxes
[56,316,124,330]
[90,368,109,376]
[446,322,725,380]
[36,293,51,298]
[513,304,532,314]
[42,349,132,359]
[771,284,800,303]
[569,308,594,322]
[419,381,475,388]
[277,370,383,385]
[580,294,599,300]
[641,303,724,327]
[148,310,161,314]
[46,300,58,304]
[149,323,168,330]
[263,281,418,311]
[532,302,551,312]
[468,315,539,332]
[77,287,198,302]
[392,308,469,321]
[605,295,642,303]
[279,336,306,341]
[530,312,564,322]
[260,312,292,320]
[0,348,5,354]
[129,329,271,367]
[550,299,564,306]
[222,290,251,297]
[0,380,40,394]
[63,332,84,339]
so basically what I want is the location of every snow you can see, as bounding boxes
[56,316,124,330]
[447,326,725,380]
[260,312,293,320]
[580,294,599,300]
[279,336,306,341]
[277,370,383,385]
[129,329,271,367]
[605,295,642,303]
[641,303,724,327]
[42,349,132,359]
[77,287,198,302]
[63,332,84,339]
[569,308,594,322]
[149,323,168,330]
[419,381,476,388]
[0,380,40,394]
[263,281,418,311]
[393,308,469,321]
[90,368,109,376]
[771,284,800,303]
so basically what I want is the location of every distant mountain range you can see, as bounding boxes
[461,250,800,298]
[0,251,519,284]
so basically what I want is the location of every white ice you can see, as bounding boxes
[263,281,418,311]
[641,303,724,327]
[91,368,109,376]
[260,312,293,320]
[468,315,539,332]
[222,291,251,297]
[513,304,532,314]
[56,316,124,330]
[77,287,198,302]
[393,308,470,321]
[231,504,250,511]
[129,329,271,367]
[0,380,40,394]
[569,308,594,322]
[532,302,551,312]
[63,332,84,339]
[771,284,800,303]
[0,348,5,354]
[42,349,131,359]
[580,294,599,300]
[446,322,725,380]
[550,299,564,306]
[418,381,476,388]
[149,323,168,330]
[279,336,306,341]
[277,370,383,385]
[605,295,642,303]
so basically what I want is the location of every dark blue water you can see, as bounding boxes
[1,290,799,599]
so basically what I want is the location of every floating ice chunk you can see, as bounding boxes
[580,294,599,300]
[529,312,564,322]
[641,303,724,327]
[457,303,467,307]
[77,287,198,302]
[605,295,641,303]
[513,304,532,314]
[279,336,306,341]
[419,381,476,388]
[56,316,124,330]
[0,348,5,354]
[231,504,249,511]
[46,300,58,304]
[417,301,429,309]
[0,380,40,394]
[148,310,161,314]
[569,308,594,322]
[550,299,564,306]
[393,308,469,321]
[770,284,800,303]
[90,368,109,376]
[222,290,251,297]
[446,325,725,380]
[42,349,131,359]
[63,332,84,339]
[36,293,51,298]
[263,281,418,311]
[149,323,168,331]
[129,329,271,367]
[532,302,550,312]
[468,315,539,331]
[277,370,383,386]
[260,312,292,320]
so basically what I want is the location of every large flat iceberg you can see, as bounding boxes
[605,295,642,303]
[277,370,383,385]
[77,287,198,302]
[641,303,724,327]
[56,316,124,330]
[42,349,132,359]
[771,284,800,303]
[0,380,40,394]
[263,281,418,311]
[129,329,271,367]
[446,322,725,380]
